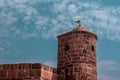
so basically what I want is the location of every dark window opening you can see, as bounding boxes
[70,75,75,80]
[92,46,94,51]
[85,41,89,44]
[64,42,69,51]
[83,49,87,53]
[65,69,68,80]
[57,70,60,74]
[83,34,87,37]
[65,68,75,80]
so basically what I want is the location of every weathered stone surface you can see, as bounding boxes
[0,63,58,80]
[0,26,98,80]
[57,27,97,80]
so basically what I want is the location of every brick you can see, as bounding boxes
[57,26,97,80]
[0,26,98,80]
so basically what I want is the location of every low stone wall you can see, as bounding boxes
[0,63,58,80]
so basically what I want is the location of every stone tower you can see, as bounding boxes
[57,25,97,80]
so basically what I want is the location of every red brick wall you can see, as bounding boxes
[0,63,58,80]
[40,64,58,80]
[57,31,97,80]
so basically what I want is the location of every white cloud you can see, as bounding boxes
[0,39,21,61]
[0,47,4,51]
[44,61,57,68]
[68,4,78,13]
[98,60,120,80]
[0,0,120,40]
[0,0,6,7]
[13,0,29,4]
[99,74,120,80]
[98,60,120,71]
[50,1,120,40]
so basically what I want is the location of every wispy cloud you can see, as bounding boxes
[0,0,120,40]
[44,61,57,68]
[0,39,21,63]
[98,60,120,80]
[52,0,120,40]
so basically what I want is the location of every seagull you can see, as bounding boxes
[75,20,81,27]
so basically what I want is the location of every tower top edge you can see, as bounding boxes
[57,31,97,40]
[72,26,90,32]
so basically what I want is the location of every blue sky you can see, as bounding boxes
[0,0,120,80]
